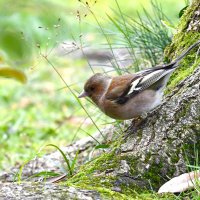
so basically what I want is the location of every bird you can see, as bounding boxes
[78,40,200,120]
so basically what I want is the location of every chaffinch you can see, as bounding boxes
[79,40,200,120]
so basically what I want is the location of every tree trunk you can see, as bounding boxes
[0,0,199,199]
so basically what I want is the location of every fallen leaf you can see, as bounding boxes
[158,171,200,193]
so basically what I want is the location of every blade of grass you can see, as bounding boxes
[41,54,105,142]
[113,0,139,71]
[80,128,101,144]
[71,150,79,173]
[26,171,60,181]
[46,144,73,176]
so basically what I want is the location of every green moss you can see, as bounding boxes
[170,153,180,164]
[66,150,119,187]
[142,160,163,189]
[64,182,176,200]
[125,156,137,175]
[182,141,200,166]
[71,185,134,200]
[174,101,192,123]
[164,0,200,93]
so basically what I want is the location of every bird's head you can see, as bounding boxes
[78,73,111,104]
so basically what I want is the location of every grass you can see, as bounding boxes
[79,0,180,78]
[185,146,200,198]
[0,55,108,168]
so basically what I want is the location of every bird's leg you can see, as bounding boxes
[130,112,147,130]
[131,116,145,129]
[141,112,148,119]
[124,113,147,140]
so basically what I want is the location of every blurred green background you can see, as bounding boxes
[0,0,187,170]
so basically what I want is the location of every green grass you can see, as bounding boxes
[0,56,112,170]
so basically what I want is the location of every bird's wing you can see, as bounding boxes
[106,68,174,104]
[128,68,174,94]
[105,74,139,101]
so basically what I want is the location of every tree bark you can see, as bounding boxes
[0,0,199,199]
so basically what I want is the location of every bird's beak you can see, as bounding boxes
[78,91,88,98]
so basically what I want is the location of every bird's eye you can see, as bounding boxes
[90,86,95,91]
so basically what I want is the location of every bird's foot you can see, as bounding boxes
[123,116,146,140]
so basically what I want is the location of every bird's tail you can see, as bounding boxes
[165,39,200,69]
